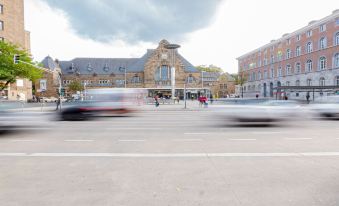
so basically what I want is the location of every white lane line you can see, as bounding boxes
[1,152,339,157]
[64,140,94,142]
[10,140,38,142]
[118,139,146,142]
[173,139,203,142]
[285,138,313,140]
[251,132,283,134]
[107,128,162,130]
[184,133,209,135]
[229,138,257,141]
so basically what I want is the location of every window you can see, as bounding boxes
[264,70,268,79]
[155,65,170,81]
[319,37,327,50]
[278,67,282,77]
[0,21,3,30]
[270,68,274,78]
[131,75,141,83]
[336,76,339,86]
[296,46,301,56]
[187,75,194,83]
[286,81,290,86]
[296,80,300,86]
[335,32,339,46]
[320,24,326,32]
[295,62,301,74]
[99,80,109,84]
[334,53,339,68]
[306,60,313,72]
[296,34,301,41]
[306,42,313,53]
[0,4,3,14]
[319,77,325,86]
[258,72,262,80]
[286,65,291,75]
[286,49,291,59]
[115,79,125,86]
[307,30,312,37]
[287,39,291,45]
[319,57,327,70]
[270,54,275,64]
[307,79,312,86]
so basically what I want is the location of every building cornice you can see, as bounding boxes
[237,10,339,60]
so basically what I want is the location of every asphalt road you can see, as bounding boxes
[1,110,339,206]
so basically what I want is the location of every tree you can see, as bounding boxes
[196,65,223,73]
[68,81,84,94]
[231,73,247,98]
[0,41,42,91]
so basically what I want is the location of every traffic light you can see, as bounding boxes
[60,88,65,96]
[13,54,20,64]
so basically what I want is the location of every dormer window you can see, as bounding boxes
[70,63,75,70]
[87,63,93,71]
[103,64,109,72]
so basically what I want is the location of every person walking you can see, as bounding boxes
[306,92,310,104]
[55,97,61,111]
[154,95,160,107]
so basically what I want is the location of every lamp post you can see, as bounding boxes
[164,43,180,99]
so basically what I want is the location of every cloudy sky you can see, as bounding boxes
[25,0,338,73]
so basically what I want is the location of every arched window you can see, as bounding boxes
[295,80,300,86]
[306,60,313,72]
[286,49,291,59]
[296,46,301,57]
[295,62,301,74]
[258,71,262,80]
[319,57,327,70]
[307,79,312,86]
[319,77,326,86]
[286,65,291,75]
[335,32,339,46]
[306,42,313,53]
[334,53,339,68]
[319,37,327,49]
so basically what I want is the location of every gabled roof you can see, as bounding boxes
[41,56,57,70]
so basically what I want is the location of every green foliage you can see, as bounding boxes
[68,81,84,93]
[0,41,42,91]
[196,65,223,73]
[231,73,247,86]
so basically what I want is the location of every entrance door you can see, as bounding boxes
[270,82,273,97]
[263,83,267,97]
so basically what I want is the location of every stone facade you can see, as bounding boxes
[0,0,32,101]
[40,40,235,99]
[237,10,339,100]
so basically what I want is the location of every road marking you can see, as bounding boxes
[251,131,283,134]
[107,128,162,130]
[64,140,94,142]
[184,133,208,135]
[10,139,38,142]
[0,152,339,157]
[229,138,257,141]
[173,139,203,142]
[285,138,313,140]
[118,139,146,142]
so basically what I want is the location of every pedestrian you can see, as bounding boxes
[306,92,310,103]
[154,95,159,107]
[176,96,180,104]
[256,94,259,99]
[210,95,214,104]
[55,97,61,111]
[198,96,203,107]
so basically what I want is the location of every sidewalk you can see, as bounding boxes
[6,101,210,112]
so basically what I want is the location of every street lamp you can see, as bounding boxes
[119,67,127,88]
[164,43,180,99]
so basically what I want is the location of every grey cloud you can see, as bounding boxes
[42,0,222,43]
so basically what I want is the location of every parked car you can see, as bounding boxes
[40,97,58,103]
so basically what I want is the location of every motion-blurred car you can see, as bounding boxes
[217,100,302,126]
[59,88,141,121]
[309,96,339,120]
